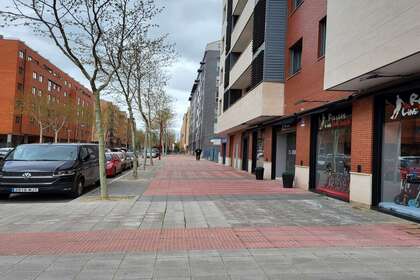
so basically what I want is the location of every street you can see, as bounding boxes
[0,156,419,280]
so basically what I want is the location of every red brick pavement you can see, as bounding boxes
[0,224,419,256]
[144,156,306,196]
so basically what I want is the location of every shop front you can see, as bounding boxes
[310,108,352,201]
[273,123,297,182]
[375,87,420,220]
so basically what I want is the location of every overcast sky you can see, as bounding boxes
[0,0,222,134]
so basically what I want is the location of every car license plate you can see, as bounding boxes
[11,188,39,193]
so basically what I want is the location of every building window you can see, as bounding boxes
[318,17,327,58]
[292,0,303,10]
[48,80,52,91]
[27,56,32,61]
[18,67,24,75]
[18,50,24,59]
[64,92,68,97]
[39,75,43,83]
[15,116,21,124]
[289,39,302,75]
[38,89,42,96]
[32,72,37,80]
[32,87,37,95]
[17,83,23,92]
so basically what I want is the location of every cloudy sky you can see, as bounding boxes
[0,0,222,134]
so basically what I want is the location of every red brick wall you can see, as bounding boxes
[351,96,374,174]
[0,40,18,134]
[284,0,350,115]
[296,117,311,166]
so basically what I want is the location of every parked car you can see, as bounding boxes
[152,148,160,158]
[143,149,157,158]
[124,153,133,170]
[0,148,14,161]
[105,153,123,177]
[115,152,128,170]
[0,144,100,199]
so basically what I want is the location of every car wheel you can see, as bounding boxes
[70,178,84,198]
[0,194,10,200]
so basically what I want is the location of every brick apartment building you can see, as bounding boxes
[217,0,420,221]
[98,100,131,149]
[0,37,94,146]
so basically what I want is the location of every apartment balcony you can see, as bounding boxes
[231,0,255,53]
[215,82,285,134]
[233,0,247,16]
[229,42,253,89]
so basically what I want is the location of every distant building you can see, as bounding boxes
[188,41,220,161]
[180,108,190,152]
[97,100,131,149]
[0,37,94,146]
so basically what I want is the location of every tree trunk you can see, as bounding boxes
[159,122,163,160]
[142,126,148,170]
[93,91,108,199]
[39,125,43,143]
[54,131,59,143]
[128,116,138,178]
[148,131,154,166]
[130,121,138,178]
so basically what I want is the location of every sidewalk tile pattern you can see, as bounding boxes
[144,179,306,196]
[0,224,419,256]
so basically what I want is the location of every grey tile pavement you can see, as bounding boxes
[1,248,420,280]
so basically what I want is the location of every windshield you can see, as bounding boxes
[6,145,78,161]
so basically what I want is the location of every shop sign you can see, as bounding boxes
[210,138,222,146]
[389,93,420,120]
[319,112,351,130]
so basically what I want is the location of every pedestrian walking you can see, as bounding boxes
[195,148,202,161]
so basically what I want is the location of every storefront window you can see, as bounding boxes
[315,110,352,200]
[380,92,420,219]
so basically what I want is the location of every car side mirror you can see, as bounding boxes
[83,154,90,161]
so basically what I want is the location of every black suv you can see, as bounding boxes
[0,144,100,199]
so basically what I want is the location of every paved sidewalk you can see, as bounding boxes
[0,155,419,280]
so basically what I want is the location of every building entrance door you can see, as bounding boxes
[275,131,296,178]
[242,136,249,171]
[222,143,226,165]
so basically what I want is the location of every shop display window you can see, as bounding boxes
[315,111,352,200]
[380,93,420,219]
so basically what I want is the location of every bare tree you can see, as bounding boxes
[18,90,51,143]
[153,89,175,158]
[49,94,74,143]
[128,36,175,169]
[1,0,160,199]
